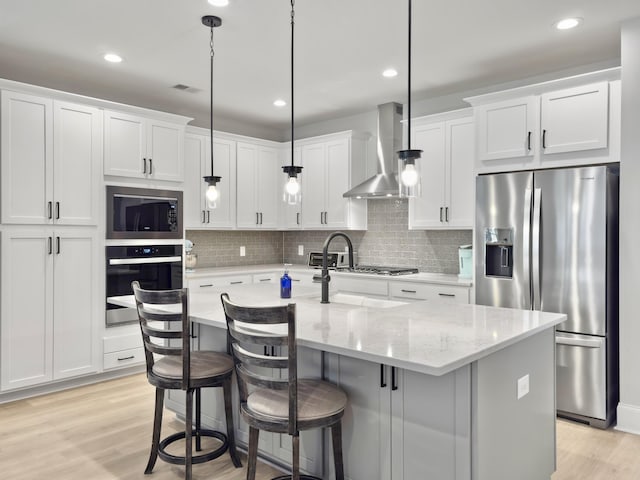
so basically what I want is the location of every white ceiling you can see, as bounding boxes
[1,0,639,139]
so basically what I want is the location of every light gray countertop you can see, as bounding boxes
[185,264,473,287]
[112,283,564,376]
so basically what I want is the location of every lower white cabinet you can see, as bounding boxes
[102,331,144,370]
[325,353,471,480]
[389,281,470,304]
[1,228,99,391]
[187,274,252,291]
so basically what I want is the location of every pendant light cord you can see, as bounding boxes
[209,25,215,175]
[407,0,412,150]
[290,0,295,168]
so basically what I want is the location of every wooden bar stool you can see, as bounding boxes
[220,293,347,480]
[132,281,241,480]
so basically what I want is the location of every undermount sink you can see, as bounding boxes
[315,293,406,309]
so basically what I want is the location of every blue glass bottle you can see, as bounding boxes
[280,269,292,299]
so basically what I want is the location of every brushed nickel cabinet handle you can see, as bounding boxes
[542,130,547,149]
[438,293,456,297]
[202,210,206,223]
[48,201,53,220]
[55,202,60,219]
[48,236,53,255]
[117,355,135,361]
[230,281,243,285]
[199,284,214,288]
[143,158,147,173]
[149,158,153,174]
[207,210,211,223]
[401,289,417,294]
[56,236,60,254]
[391,367,398,391]
[380,364,387,388]
[445,206,449,222]
[527,131,532,151]
[439,207,443,222]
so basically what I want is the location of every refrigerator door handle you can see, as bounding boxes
[532,188,542,310]
[523,188,532,308]
[556,336,604,349]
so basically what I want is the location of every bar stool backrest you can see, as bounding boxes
[220,293,298,435]
[132,280,191,390]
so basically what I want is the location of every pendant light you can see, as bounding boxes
[281,0,303,205]
[398,0,422,198]
[202,15,222,209]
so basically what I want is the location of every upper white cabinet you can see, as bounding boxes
[539,82,609,155]
[1,91,102,225]
[104,110,187,182]
[299,131,368,230]
[1,228,99,391]
[183,131,236,229]
[466,68,621,173]
[408,111,474,229]
[474,96,537,163]
[236,141,280,229]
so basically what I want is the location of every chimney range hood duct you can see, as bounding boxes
[343,102,403,199]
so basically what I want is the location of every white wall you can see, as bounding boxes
[617,16,640,434]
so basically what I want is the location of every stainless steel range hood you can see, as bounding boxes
[343,102,403,199]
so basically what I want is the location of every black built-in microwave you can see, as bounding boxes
[106,186,183,239]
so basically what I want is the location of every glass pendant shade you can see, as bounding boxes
[282,165,302,205]
[204,175,221,209]
[398,149,422,198]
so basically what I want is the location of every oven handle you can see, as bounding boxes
[109,256,182,266]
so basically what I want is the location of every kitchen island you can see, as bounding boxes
[117,283,566,480]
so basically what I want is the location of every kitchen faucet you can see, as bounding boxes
[316,232,355,303]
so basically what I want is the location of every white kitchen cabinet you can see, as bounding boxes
[1,228,99,391]
[539,81,609,155]
[184,131,236,229]
[236,141,280,229]
[1,91,101,225]
[325,354,470,480]
[300,132,368,230]
[102,331,145,370]
[467,70,620,173]
[474,96,537,163]
[104,110,186,182]
[389,281,470,304]
[331,276,389,298]
[187,274,252,292]
[408,113,474,229]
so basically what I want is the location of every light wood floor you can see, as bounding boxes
[2,374,640,479]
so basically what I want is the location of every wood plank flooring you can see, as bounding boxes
[1,373,640,479]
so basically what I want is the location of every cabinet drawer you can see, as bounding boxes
[187,275,252,290]
[253,272,279,284]
[390,282,469,303]
[103,347,145,370]
[332,276,388,297]
[103,333,142,353]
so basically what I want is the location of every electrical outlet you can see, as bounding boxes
[240,246,246,257]
[517,374,530,400]
[298,245,304,256]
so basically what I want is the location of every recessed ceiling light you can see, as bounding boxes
[382,68,398,78]
[104,53,122,63]
[273,99,287,107]
[208,0,229,6]
[555,17,582,30]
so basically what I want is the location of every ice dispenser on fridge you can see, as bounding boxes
[483,228,513,278]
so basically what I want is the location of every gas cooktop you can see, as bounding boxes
[349,265,419,276]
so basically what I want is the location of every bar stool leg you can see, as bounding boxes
[292,433,300,480]
[195,388,202,452]
[331,422,344,480]
[185,389,194,480]
[247,426,259,480]
[145,387,165,474]
[223,377,242,467]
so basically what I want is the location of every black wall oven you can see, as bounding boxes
[107,186,183,240]
[106,244,183,327]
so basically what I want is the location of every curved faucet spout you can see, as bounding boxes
[320,232,355,303]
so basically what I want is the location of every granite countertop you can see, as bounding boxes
[185,264,473,287]
[111,283,564,376]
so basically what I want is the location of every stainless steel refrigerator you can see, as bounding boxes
[475,165,619,428]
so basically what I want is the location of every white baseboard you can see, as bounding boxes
[616,403,640,435]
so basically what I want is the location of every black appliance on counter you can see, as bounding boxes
[105,244,183,327]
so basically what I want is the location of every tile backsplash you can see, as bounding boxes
[188,199,472,274]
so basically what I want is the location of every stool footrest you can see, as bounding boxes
[157,429,228,466]
[272,476,322,480]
